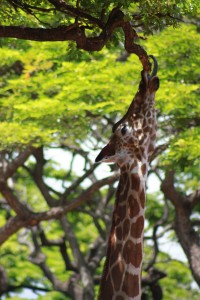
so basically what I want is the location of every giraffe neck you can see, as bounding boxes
[99,160,147,300]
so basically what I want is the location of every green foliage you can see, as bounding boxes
[145,192,174,229]
[157,256,200,300]
[1,236,45,285]
[15,167,49,211]
[1,23,199,178]
[141,24,200,177]
[0,41,140,150]
[68,212,99,253]
[0,9,200,299]
[0,0,199,34]
[137,0,199,33]
[143,248,200,299]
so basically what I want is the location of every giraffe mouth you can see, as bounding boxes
[95,142,116,163]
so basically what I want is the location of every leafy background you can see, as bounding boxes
[0,4,200,299]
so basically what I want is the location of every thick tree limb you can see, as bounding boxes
[61,216,94,300]
[145,198,169,271]
[0,215,27,245]
[31,147,58,207]
[0,182,30,217]
[0,173,118,245]
[161,171,200,287]
[0,147,33,180]
[0,8,151,71]
[0,266,8,295]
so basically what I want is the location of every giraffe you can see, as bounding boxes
[95,56,159,300]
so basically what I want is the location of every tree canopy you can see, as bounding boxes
[1,1,198,36]
[0,1,200,300]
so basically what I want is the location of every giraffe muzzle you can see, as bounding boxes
[95,142,116,163]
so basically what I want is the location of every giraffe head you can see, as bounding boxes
[95,122,137,166]
[95,66,159,167]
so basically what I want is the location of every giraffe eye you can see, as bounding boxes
[121,125,127,135]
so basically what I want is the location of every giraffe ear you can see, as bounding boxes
[149,76,159,93]
[95,141,115,163]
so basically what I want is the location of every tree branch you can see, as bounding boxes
[0,173,118,245]
[186,188,200,210]
[0,266,9,295]
[4,284,51,294]
[145,197,169,271]
[0,8,151,71]
[28,227,70,293]
[142,267,166,300]
[47,0,104,27]
[61,163,98,203]
[161,170,200,287]
[0,181,30,217]
[86,237,106,272]
[0,215,27,245]
[61,216,94,300]
[0,147,33,180]
[161,170,184,209]
[39,228,78,272]
[31,147,58,207]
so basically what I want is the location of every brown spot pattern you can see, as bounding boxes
[136,153,142,161]
[128,194,140,218]
[111,260,124,291]
[144,126,150,133]
[121,172,129,187]
[140,189,145,208]
[148,118,153,124]
[123,178,130,200]
[131,173,140,191]
[116,225,123,241]
[131,216,144,239]
[122,272,139,297]
[151,133,156,141]
[123,218,130,240]
[128,137,134,144]
[110,243,122,267]
[118,203,126,222]
[98,82,158,299]
[122,240,142,268]
[136,129,142,135]
[121,166,126,173]
[141,163,147,176]
[100,275,114,299]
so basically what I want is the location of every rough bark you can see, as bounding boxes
[161,170,200,287]
[0,8,151,71]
